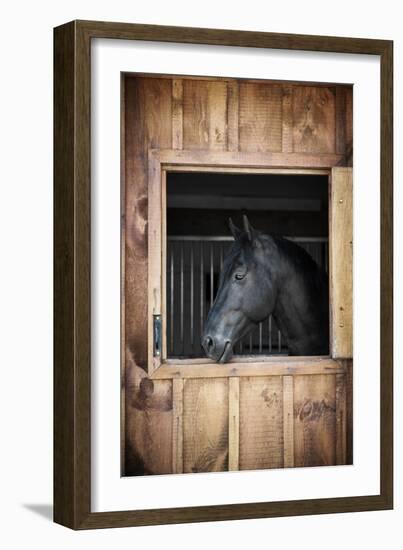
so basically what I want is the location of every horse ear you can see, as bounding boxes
[228,218,242,241]
[242,215,256,242]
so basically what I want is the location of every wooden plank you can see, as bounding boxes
[156,148,343,168]
[228,377,240,470]
[125,357,173,475]
[282,85,294,153]
[165,165,329,175]
[293,86,336,153]
[165,355,337,365]
[283,376,294,467]
[183,80,228,150]
[123,76,173,476]
[227,81,239,151]
[330,167,353,358]
[294,374,337,467]
[172,378,184,473]
[335,372,347,465]
[183,379,229,472]
[158,148,340,168]
[239,82,282,152]
[239,377,284,470]
[148,153,162,373]
[172,79,183,149]
[152,357,346,379]
[335,86,347,156]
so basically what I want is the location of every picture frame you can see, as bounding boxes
[54,20,393,529]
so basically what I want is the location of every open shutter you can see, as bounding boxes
[330,167,353,358]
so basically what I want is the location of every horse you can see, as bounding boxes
[201,215,329,363]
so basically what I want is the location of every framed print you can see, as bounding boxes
[54,20,393,529]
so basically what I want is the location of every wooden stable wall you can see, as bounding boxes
[168,361,353,473]
[123,74,353,476]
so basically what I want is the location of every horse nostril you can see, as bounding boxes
[203,335,215,354]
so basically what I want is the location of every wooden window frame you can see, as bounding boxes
[147,148,352,380]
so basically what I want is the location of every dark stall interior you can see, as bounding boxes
[166,171,329,359]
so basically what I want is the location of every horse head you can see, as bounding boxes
[202,216,278,363]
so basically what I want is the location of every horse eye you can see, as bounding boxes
[235,273,245,281]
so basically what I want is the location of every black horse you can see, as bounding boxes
[202,216,329,363]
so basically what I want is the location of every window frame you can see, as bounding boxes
[147,148,352,379]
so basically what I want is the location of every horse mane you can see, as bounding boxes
[271,235,328,301]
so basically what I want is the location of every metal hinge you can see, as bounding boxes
[153,314,162,357]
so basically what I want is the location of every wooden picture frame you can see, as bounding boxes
[54,20,393,529]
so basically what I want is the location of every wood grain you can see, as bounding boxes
[125,355,173,475]
[172,79,183,149]
[239,82,282,152]
[153,357,345,379]
[228,377,240,470]
[183,80,228,150]
[282,85,294,153]
[283,376,294,467]
[123,77,173,475]
[293,86,336,153]
[335,86,347,156]
[125,77,171,370]
[239,377,284,470]
[147,153,162,373]
[172,378,184,473]
[294,374,336,467]
[330,167,353,358]
[227,81,239,152]
[155,147,343,168]
[335,372,347,465]
[183,379,229,472]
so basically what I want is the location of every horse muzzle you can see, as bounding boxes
[202,335,233,363]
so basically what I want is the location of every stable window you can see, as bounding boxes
[166,172,328,359]
[147,150,352,379]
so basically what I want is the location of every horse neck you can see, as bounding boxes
[261,237,326,354]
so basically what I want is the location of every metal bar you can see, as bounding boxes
[180,244,184,355]
[249,332,253,353]
[170,246,174,354]
[210,244,214,309]
[168,235,328,242]
[190,244,194,352]
[220,244,223,270]
[278,329,282,353]
[200,242,204,335]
